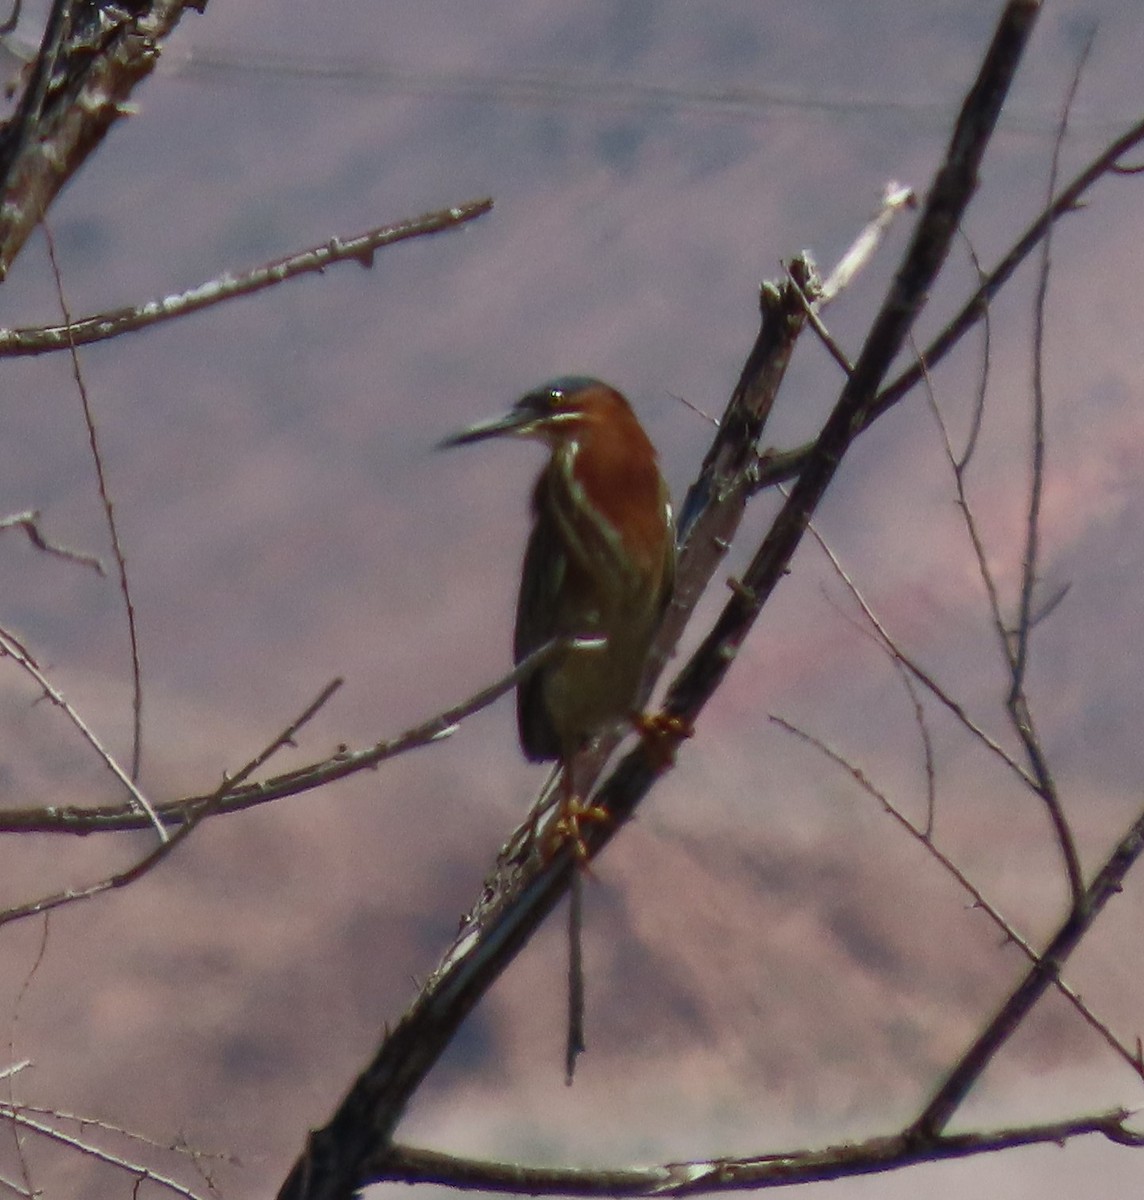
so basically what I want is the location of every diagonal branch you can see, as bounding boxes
[801,491,1035,790]
[664,0,1035,733]
[0,510,103,573]
[0,203,493,358]
[0,1105,210,1200]
[275,7,1041,1200]
[771,714,1144,1083]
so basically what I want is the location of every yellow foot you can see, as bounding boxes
[632,710,694,769]
[546,796,611,865]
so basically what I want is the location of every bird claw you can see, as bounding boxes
[546,796,611,865]
[632,710,693,769]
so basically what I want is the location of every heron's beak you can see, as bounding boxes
[438,401,580,450]
[437,409,537,449]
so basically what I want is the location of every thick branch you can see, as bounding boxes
[664,0,1037,723]
[275,8,1039,1200]
[0,0,207,279]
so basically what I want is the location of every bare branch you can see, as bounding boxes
[4,914,46,1198]
[796,485,1034,789]
[916,345,1082,901]
[999,28,1094,910]
[2,1099,236,1166]
[1013,25,1092,679]
[787,180,917,377]
[921,333,1080,902]
[0,204,494,357]
[0,640,571,835]
[771,714,1144,1083]
[911,798,1144,1139]
[920,359,1011,673]
[952,231,992,470]
[814,586,940,834]
[674,255,815,544]
[786,264,852,375]
[371,1110,1143,1195]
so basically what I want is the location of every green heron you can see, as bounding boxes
[440,377,676,854]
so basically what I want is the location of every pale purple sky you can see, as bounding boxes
[0,3,1142,1198]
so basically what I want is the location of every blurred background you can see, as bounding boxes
[0,1,1142,1197]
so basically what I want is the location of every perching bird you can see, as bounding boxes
[440,377,676,852]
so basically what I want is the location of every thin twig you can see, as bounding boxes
[953,233,991,471]
[776,183,916,382]
[1013,27,1092,689]
[0,510,103,573]
[667,390,720,429]
[1005,31,1094,910]
[796,499,1034,790]
[1,1100,236,1166]
[920,356,1011,672]
[786,265,853,375]
[915,345,1081,899]
[0,1105,209,1200]
[756,113,1144,494]
[43,220,145,780]
[818,593,939,837]
[911,796,1144,1138]
[895,657,937,838]
[6,914,48,1197]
